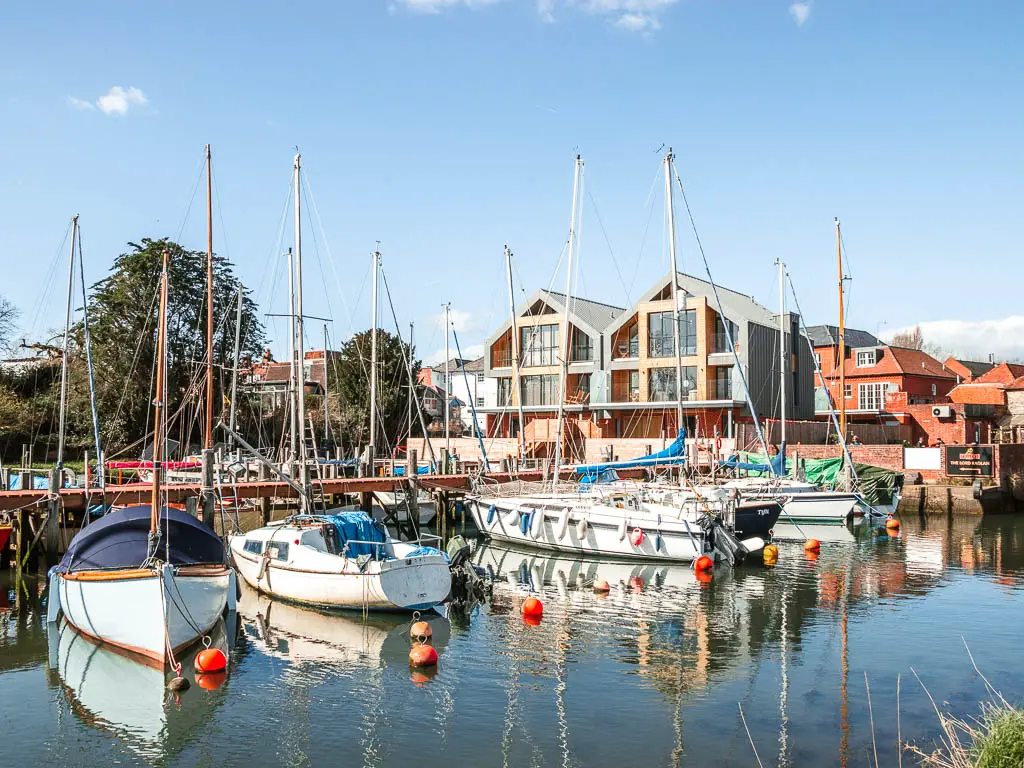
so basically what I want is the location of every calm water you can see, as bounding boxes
[2,515,1023,767]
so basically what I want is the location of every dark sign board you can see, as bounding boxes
[945,446,993,477]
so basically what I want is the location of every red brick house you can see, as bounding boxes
[943,357,996,383]
[807,325,957,423]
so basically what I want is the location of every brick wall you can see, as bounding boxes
[789,444,905,472]
[995,444,1024,500]
[903,403,991,446]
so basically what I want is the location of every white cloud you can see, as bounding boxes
[396,0,501,13]
[96,86,147,115]
[67,96,95,111]
[434,307,478,334]
[614,12,660,32]
[537,0,555,22]
[789,2,810,26]
[885,317,1024,362]
[69,86,148,116]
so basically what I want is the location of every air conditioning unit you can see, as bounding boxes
[932,405,953,418]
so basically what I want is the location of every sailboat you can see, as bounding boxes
[228,154,452,611]
[48,246,234,667]
[468,152,779,564]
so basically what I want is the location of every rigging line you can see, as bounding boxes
[302,169,357,334]
[173,153,208,245]
[586,188,632,307]
[26,218,73,339]
[672,164,774,466]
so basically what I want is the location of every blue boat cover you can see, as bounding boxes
[575,431,688,477]
[392,464,431,476]
[55,505,225,573]
[579,468,622,486]
[319,512,389,559]
[719,443,787,475]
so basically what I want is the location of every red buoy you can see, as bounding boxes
[593,579,611,593]
[410,669,437,684]
[803,538,821,552]
[409,643,439,668]
[195,647,227,674]
[522,597,544,617]
[885,518,900,530]
[804,549,819,561]
[196,671,227,691]
[522,613,542,626]
[695,555,714,572]
[410,621,432,641]
[630,527,644,547]
[696,570,713,585]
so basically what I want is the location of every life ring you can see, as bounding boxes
[530,508,544,539]
[556,509,570,540]
[487,504,497,525]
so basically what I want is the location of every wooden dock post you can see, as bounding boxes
[258,463,271,526]
[359,446,372,514]
[201,449,216,529]
[440,448,449,475]
[45,468,60,566]
[406,449,420,541]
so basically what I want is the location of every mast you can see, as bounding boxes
[369,249,380,461]
[836,217,846,441]
[443,302,451,455]
[552,154,582,484]
[777,257,787,468]
[287,247,298,460]
[665,149,685,437]
[228,287,243,450]
[150,250,170,537]
[56,214,78,472]
[323,323,330,449]
[294,154,307,461]
[408,322,414,445]
[76,223,103,489]
[204,144,214,451]
[505,245,526,461]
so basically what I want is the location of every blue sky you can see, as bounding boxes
[2,0,1022,363]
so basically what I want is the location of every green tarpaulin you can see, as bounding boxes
[734,452,902,508]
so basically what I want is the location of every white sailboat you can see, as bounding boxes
[49,245,233,667]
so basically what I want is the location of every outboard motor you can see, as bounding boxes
[697,513,749,566]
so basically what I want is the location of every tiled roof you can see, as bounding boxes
[973,363,1024,386]
[946,357,996,378]
[886,347,957,379]
[805,325,881,349]
[542,291,626,333]
[948,383,1008,406]
[1007,376,1024,391]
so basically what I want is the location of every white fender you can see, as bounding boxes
[576,517,588,539]
[556,508,570,540]
[504,506,521,527]
[530,508,544,539]
[257,552,270,581]
[617,516,628,542]
[46,570,61,624]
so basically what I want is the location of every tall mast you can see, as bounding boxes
[293,154,307,461]
[553,154,582,484]
[323,323,330,448]
[505,245,526,460]
[287,247,298,460]
[76,223,103,489]
[56,214,78,472]
[408,322,414,445]
[369,249,380,461]
[204,144,214,451]
[836,217,846,440]
[443,302,451,455]
[228,287,243,449]
[665,149,685,437]
[777,257,787,456]
[150,250,170,536]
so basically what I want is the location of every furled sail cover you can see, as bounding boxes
[56,506,225,573]
[575,431,688,477]
[320,512,389,559]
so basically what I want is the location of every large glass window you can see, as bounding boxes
[521,374,559,406]
[648,366,698,402]
[496,378,512,405]
[569,327,593,362]
[712,313,738,354]
[712,367,732,399]
[859,382,885,410]
[520,324,559,367]
[648,310,696,358]
[614,319,639,359]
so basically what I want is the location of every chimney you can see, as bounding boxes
[989,353,995,364]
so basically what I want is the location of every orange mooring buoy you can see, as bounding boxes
[195,647,227,674]
[885,517,900,530]
[763,544,779,561]
[410,621,433,641]
[803,538,821,552]
[593,579,611,593]
[695,555,714,572]
[696,570,713,585]
[522,597,544,617]
[523,613,542,626]
[409,643,439,668]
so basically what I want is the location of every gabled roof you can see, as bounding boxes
[948,383,1008,406]
[463,357,484,372]
[826,346,955,380]
[944,357,995,379]
[973,363,1024,386]
[485,289,625,346]
[805,325,881,349]
[1007,376,1024,391]
[431,357,472,373]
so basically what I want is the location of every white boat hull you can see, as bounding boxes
[776,493,859,523]
[230,536,451,611]
[54,565,230,666]
[468,497,709,562]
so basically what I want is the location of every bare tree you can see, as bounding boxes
[0,295,17,354]
[890,325,924,350]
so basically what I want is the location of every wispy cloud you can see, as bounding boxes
[68,86,148,116]
[789,1,810,26]
[390,0,681,31]
[885,317,1024,362]
[434,307,479,334]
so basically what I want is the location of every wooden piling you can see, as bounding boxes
[258,463,271,526]
[45,468,60,566]
[201,449,216,529]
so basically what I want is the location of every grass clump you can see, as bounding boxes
[974,705,1024,768]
